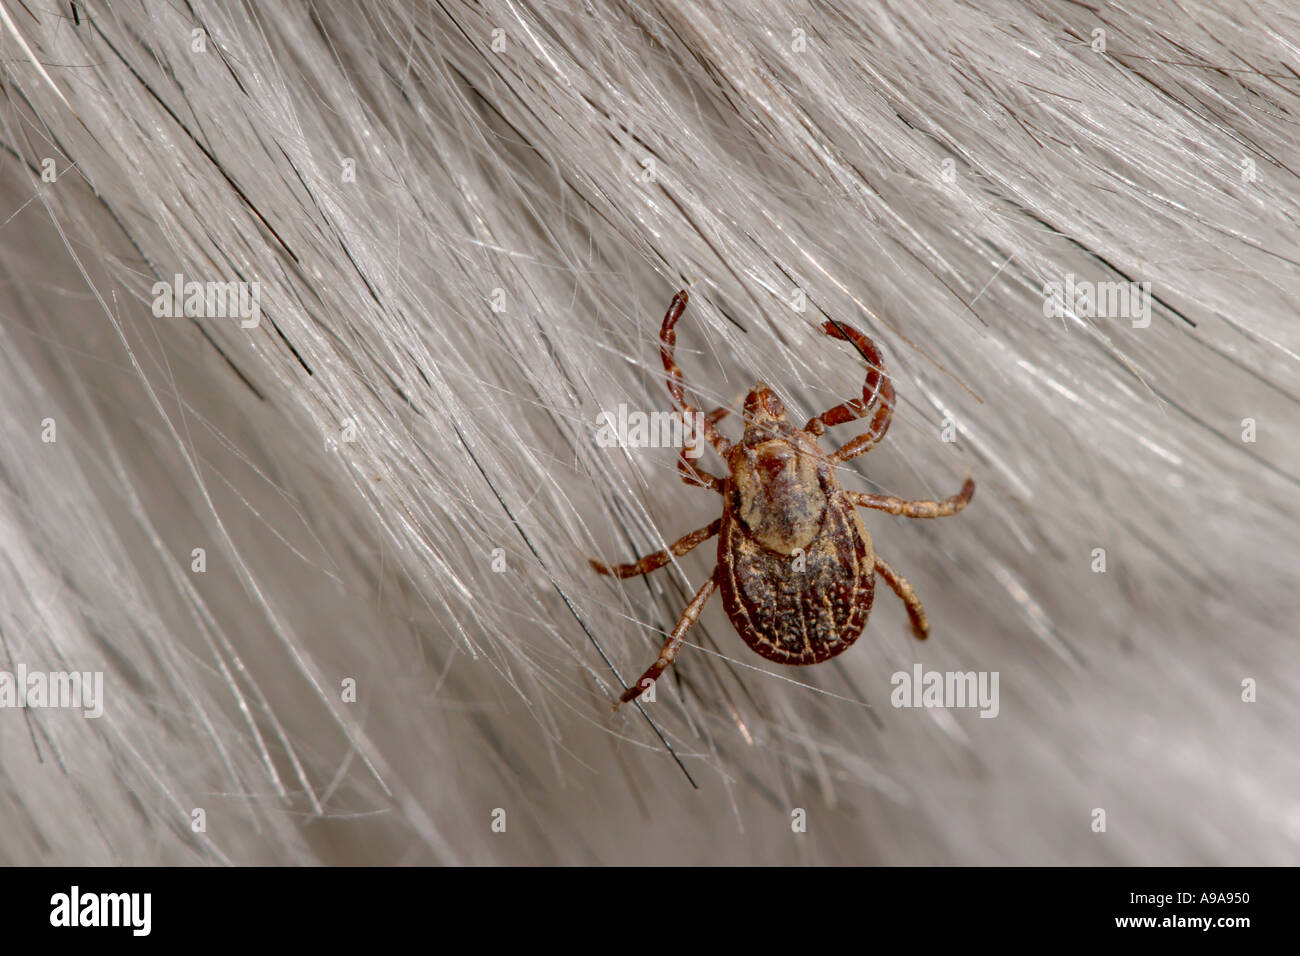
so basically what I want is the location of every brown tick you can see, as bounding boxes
[592,290,975,706]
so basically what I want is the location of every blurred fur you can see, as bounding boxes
[0,0,1296,864]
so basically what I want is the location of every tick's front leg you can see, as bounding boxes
[849,478,975,518]
[806,320,895,461]
[660,291,734,456]
[618,574,718,705]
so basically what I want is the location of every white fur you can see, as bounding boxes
[0,0,1295,863]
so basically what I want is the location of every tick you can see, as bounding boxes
[592,290,975,705]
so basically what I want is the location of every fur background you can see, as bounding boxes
[0,0,1296,865]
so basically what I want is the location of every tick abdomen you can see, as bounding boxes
[718,482,875,666]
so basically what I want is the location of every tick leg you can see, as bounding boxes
[848,478,975,519]
[677,406,729,492]
[660,291,733,456]
[804,321,895,464]
[590,518,722,578]
[678,456,724,491]
[618,573,718,705]
[873,555,929,640]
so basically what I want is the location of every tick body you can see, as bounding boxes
[592,290,974,705]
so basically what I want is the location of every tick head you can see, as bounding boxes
[742,383,791,441]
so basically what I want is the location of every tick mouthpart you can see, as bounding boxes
[743,382,786,417]
[741,384,790,442]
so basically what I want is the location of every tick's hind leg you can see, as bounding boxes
[618,575,718,705]
[874,555,928,640]
[590,519,722,578]
[849,478,975,518]
[660,291,733,456]
[805,321,895,464]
